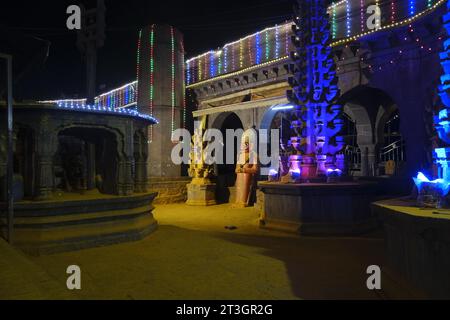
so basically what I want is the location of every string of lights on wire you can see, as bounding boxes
[39,81,138,110]
[186,0,443,87]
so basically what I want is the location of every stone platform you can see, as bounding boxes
[373,198,450,299]
[0,191,158,255]
[257,181,378,235]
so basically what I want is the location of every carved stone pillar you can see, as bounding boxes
[35,120,57,200]
[134,131,149,193]
[360,144,377,177]
[118,156,134,196]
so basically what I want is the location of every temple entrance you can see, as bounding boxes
[212,112,244,203]
[56,127,118,195]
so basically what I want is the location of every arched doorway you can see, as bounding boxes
[339,85,404,176]
[56,127,119,195]
[342,113,361,173]
[211,112,244,203]
[260,104,293,174]
[376,106,406,174]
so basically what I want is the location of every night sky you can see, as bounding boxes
[0,0,293,100]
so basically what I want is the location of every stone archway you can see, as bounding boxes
[57,126,119,195]
[210,112,244,203]
[338,85,402,176]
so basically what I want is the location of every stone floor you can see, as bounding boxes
[0,204,426,300]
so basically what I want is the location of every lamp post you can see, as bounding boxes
[0,53,14,244]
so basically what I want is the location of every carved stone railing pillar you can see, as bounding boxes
[118,155,134,196]
[35,122,57,200]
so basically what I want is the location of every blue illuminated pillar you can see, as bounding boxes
[287,0,345,179]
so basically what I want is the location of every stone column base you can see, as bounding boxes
[186,182,217,206]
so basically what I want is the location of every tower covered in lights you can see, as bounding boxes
[137,24,185,177]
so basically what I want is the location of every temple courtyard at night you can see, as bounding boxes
[3,0,450,302]
[0,203,424,300]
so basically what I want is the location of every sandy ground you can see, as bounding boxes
[1,204,425,300]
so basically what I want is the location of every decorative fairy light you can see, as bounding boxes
[391,0,396,23]
[239,39,244,68]
[186,0,446,86]
[180,36,186,129]
[275,24,280,58]
[248,37,253,65]
[285,24,290,56]
[218,50,222,75]
[204,54,208,80]
[360,0,365,32]
[231,43,236,71]
[149,25,155,142]
[410,0,416,16]
[41,81,138,110]
[346,0,351,37]
[186,59,191,85]
[224,46,228,73]
[210,51,215,77]
[53,101,158,123]
[256,31,262,65]
[171,26,176,134]
[332,4,337,39]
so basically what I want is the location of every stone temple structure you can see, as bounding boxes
[0,102,158,255]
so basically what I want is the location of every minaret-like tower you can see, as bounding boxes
[137,25,185,177]
[287,0,345,179]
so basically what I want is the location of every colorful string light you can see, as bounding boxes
[275,24,280,58]
[256,31,262,65]
[391,0,396,23]
[410,0,416,16]
[186,0,446,87]
[361,0,365,32]
[332,4,337,39]
[136,29,142,110]
[171,26,176,134]
[239,39,244,68]
[346,0,351,37]
[149,25,155,142]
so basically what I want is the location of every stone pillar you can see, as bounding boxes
[86,142,96,190]
[359,144,376,177]
[134,131,149,193]
[35,121,57,201]
[117,155,134,196]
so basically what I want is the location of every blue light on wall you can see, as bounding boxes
[413,0,450,204]
[409,0,416,16]
[256,32,262,65]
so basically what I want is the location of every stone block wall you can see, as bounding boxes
[148,177,190,204]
